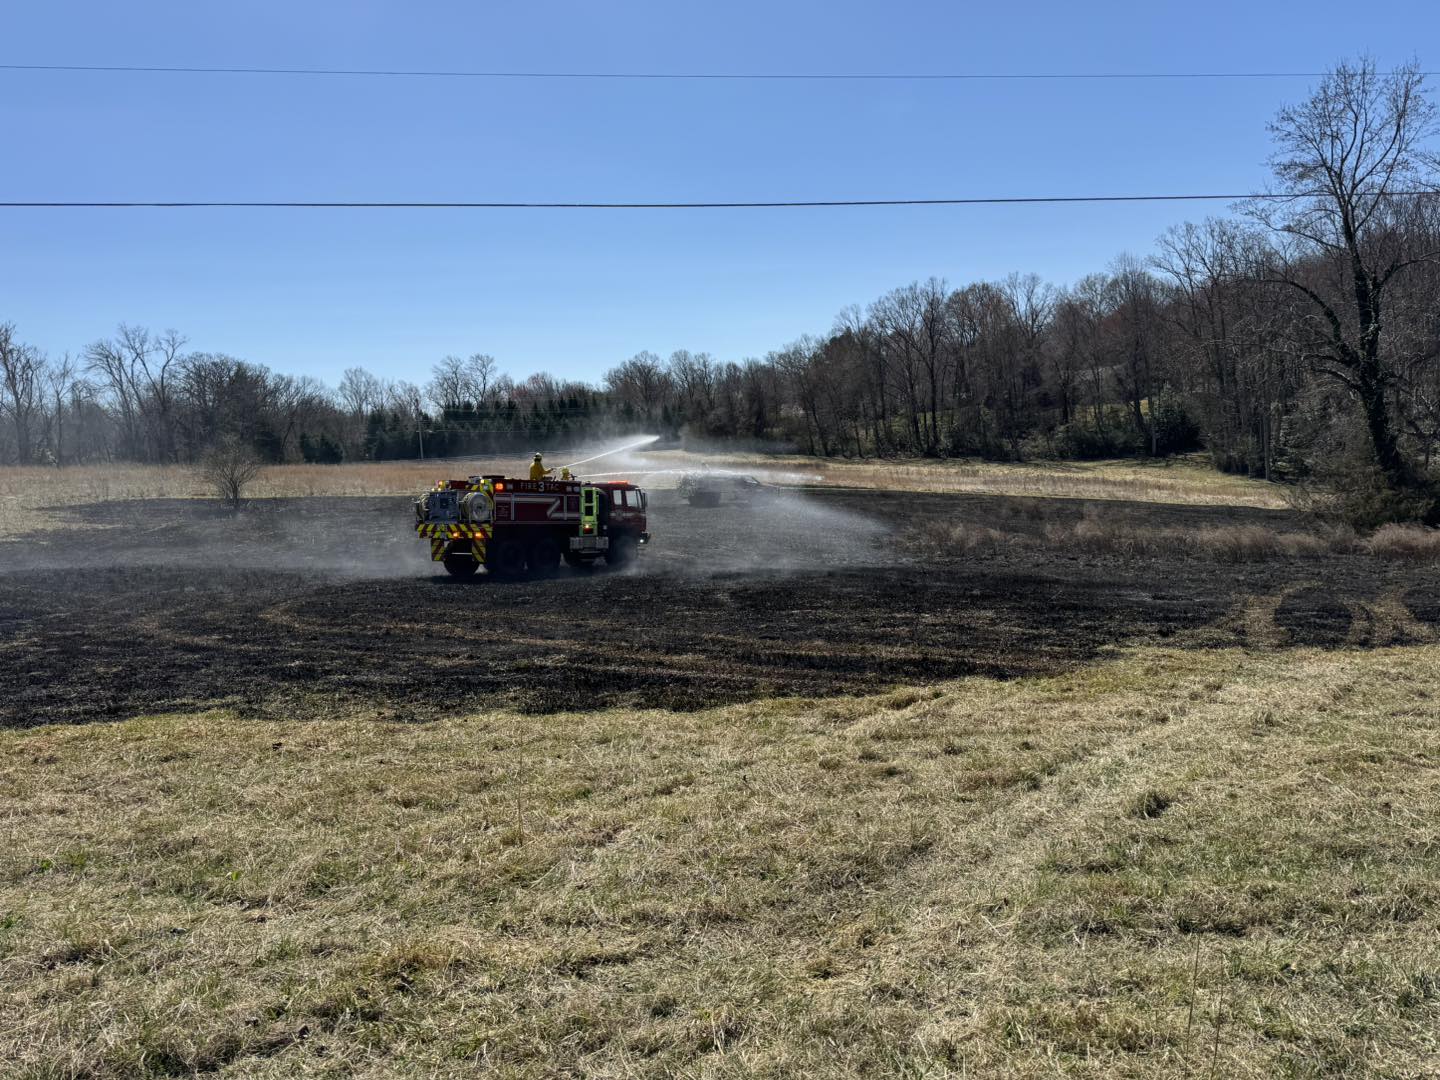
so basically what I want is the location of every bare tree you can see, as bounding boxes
[84,334,142,458]
[870,280,952,454]
[514,372,560,405]
[335,367,384,454]
[1110,255,1164,454]
[269,373,331,460]
[1049,291,1089,427]
[148,328,187,461]
[0,323,45,464]
[832,305,888,454]
[1154,219,1292,476]
[426,354,502,413]
[995,274,1055,456]
[1249,58,1440,488]
[198,436,264,509]
[604,352,671,422]
[82,325,185,461]
[387,380,424,417]
[772,337,832,454]
[1068,273,1117,435]
[668,350,717,424]
[337,367,383,416]
[427,355,470,409]
[467,353,499,403]
[43,353,78,466]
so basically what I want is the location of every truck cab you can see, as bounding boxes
[573,481,649,569]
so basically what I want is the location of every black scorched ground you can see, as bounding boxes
[1,489,1435,727]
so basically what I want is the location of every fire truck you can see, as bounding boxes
[415,475,650,577]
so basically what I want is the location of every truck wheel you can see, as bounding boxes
[490,539,525,577]
[528,536,561,576]
[442,541,479,578]
[606,533,638,569]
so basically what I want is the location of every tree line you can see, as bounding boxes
[1,59,1437,521]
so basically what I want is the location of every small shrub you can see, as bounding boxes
[1288,458,1440,530]
[1053,421,1144,460]
[198,438,264,509]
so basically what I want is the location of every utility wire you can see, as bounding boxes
[2,63,1433,82]
[1,193,1437,210]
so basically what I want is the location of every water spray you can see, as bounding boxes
[584,469,687,478]
[564,434,661,471]
[585,466,826,485]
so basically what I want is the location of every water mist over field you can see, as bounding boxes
[0,441,883,580]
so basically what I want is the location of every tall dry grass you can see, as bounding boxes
[905,515,1440,564]
[1366,522,1440,562]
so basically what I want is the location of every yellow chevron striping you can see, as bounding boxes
[419,522,493,540]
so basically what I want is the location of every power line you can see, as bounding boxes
[1,193,1436,210]
[2,63,1433,82]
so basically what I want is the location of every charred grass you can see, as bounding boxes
[2,645,1438,1076]
[3,489,1440,728]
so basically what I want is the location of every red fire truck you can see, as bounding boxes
[415,475,650,577]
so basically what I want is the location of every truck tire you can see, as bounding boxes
[442,541,479,578]
[528,536,561,576]
[606,533,638,569]
[489,538,525,578]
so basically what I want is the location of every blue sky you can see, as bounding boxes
[2,1,1436,387]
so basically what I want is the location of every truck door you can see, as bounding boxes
[580,486,601,535]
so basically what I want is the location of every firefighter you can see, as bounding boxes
[560,466,574,481]
[529,452,553,481]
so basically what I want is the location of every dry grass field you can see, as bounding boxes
[640,451,1289,509]
[2,456,1437,1077]
[3,646,1437,1077]
[0,462,465,538]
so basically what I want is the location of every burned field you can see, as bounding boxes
[1,487,1434,727]
[5,479,1440,1078]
